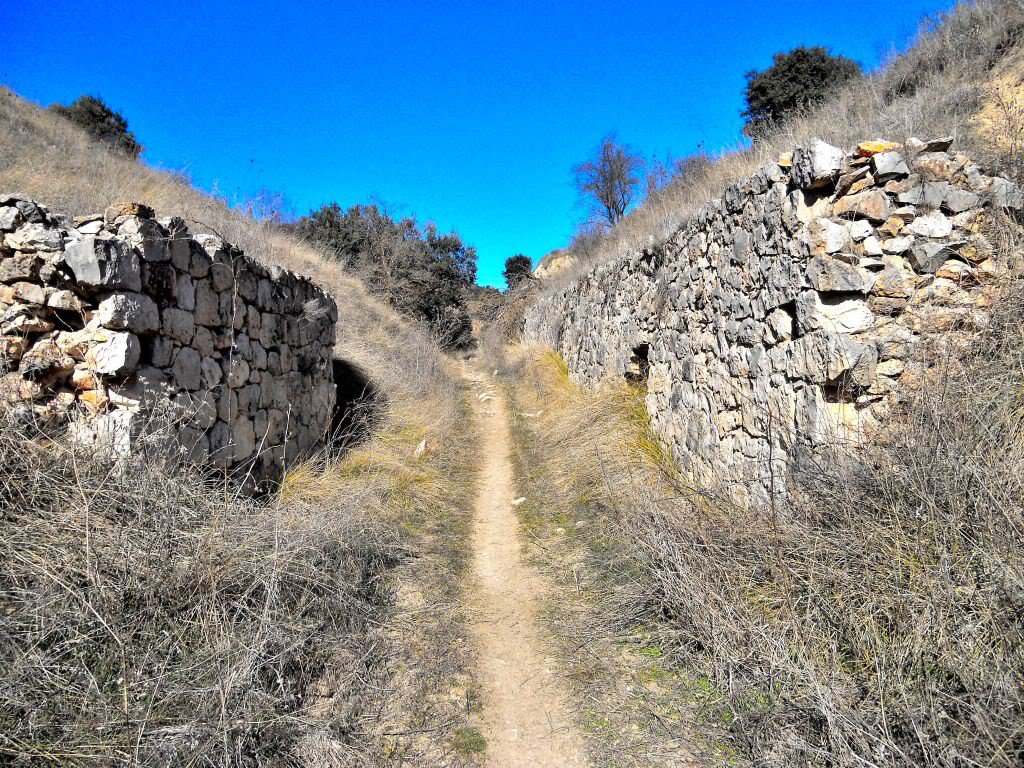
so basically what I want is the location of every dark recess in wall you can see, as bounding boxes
[331,358,383,449]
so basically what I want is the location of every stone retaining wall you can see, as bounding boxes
[0,196,337,490]
[525,138,1021,502]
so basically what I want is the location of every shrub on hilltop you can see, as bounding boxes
[47,94,143,159]
[295,202,477,350]
[503,254,533,289]
[741,45,862,136]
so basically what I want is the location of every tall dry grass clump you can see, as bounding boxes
[545,0,1024,292]
[0,86,481,763]
[502,278,1024,765]
[0,413,399,765]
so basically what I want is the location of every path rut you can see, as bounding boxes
[466,370,588,768]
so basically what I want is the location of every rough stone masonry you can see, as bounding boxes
[525,138,1022,503]
[0,196,337,491]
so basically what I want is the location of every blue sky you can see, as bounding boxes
[2,0,950,287]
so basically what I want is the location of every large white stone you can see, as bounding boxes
[793,139,845,189]
[796,290,875,335]
[97,292,160,334]
[87,331,141,375]
[908,211,953,238]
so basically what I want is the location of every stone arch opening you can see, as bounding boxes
[330,358,383,450]
[625,342,651,388]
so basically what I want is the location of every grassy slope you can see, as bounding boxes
[505,2,1024,765]
[0,90,482,765]
[544,0,1024,290]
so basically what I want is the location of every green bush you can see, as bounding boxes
[295,202,477,350]
[742,46,861,136]
[48,94,143,159]
[503,254,533,289]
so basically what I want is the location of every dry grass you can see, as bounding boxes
[0,411,399,766]
[543,0,1024,293]
[506,5,1024,762]
[497,306,1024,766]
[489,344,723,766]
[0,89,483,764]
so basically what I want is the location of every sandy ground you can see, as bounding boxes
[465,369,589,768]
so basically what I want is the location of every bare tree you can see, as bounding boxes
[573,134,644,227]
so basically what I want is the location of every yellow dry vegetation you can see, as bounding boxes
[973,48,1024,158]
[0,87,483,763]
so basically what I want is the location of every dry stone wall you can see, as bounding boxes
[0,196,337,491]
[525,138,1021,502]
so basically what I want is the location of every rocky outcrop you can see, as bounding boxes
[525,139,1018,503]
[0,196,337,491]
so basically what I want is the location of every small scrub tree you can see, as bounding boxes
[295,202,478,350]
[742,46,861,136]
[48,94,143,158]
[574,134,645,227]
[503,254,533,289]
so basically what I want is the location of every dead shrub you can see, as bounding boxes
[0,414,400,765]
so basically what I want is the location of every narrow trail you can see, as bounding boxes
[464,367,589,768]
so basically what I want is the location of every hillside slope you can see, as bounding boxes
[0,90,482,765]
[540,0,1024,286]
[494,2,1024,766]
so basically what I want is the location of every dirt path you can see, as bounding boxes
[465,369,589,768]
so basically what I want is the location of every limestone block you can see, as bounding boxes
[174,390,217,429]
[807,256,874,293]
[76,409,138,456]
[97,292,160,334]
[908,242,957,274]
[908,211,953,239]
[862,236,883,256]
[796,291,875,334]
[21,337,75,377]
[871,151,910,181]
[176,273,196,310]
[12,282,47,305]
[64,236,142,291]
[210,262,235,292]
[792,139,844,189]
[119,216,168,262]
[4,223,63,253]
[0,206,22,232]
[943,188,981,214]
[991,177,1023,209]
[194,280,221,326]
[913,152,961,182]
[176,426,209,464]
[847,220,873,242]
[104,202,154,224]
[207,421,232,466]
[189,245,211,278]
[172,347,202,390]
[187,327,212,357]
[881,236,913,255]
[87,331,141,376]
[806,217,850,254]
[0,252,40,282]
[201,356,223,388]
[147,336,175,367]
[857,140,901,157]
[141,261,177,307]
[832,189,891,223]
[47,289,84,311]
[161,307,195,344]
[217,388,238,422]
[108,367,172,409]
